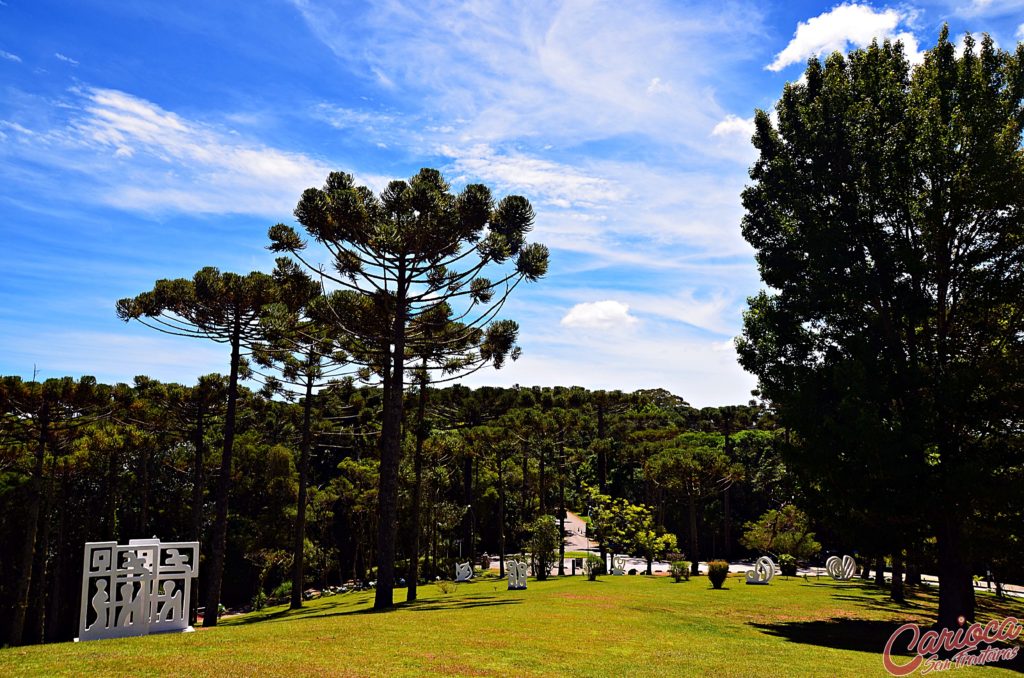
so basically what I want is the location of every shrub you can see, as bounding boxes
[270,580,292,600]
[778,553,797,577]
[436,580,458,594]
[708,560,730,589]
[670,561,691,582]
[250,591,267,611]
[585,555,603,581]
[526,516,561,581]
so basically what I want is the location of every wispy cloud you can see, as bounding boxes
[767,3,924,72]
[54,52,79,66]
[2,87,338,216]
[0,49,20,62]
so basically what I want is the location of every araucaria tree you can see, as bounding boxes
[117,268,283,626]
[269,168,549,609]
[737,30,1024,628]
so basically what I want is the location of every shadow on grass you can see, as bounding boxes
[226,593,522,626]
[751,618,1024,672]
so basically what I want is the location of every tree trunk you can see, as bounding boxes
[538,445,546,516]
[189,405,206,627]
[374,264,407,610]
[936,514,975,628]
[8,401,48,646]
[875,556,886,586]
[203,322,242,627]
[290,367,315,610]
[407,366,428,603]
[688,491,699,576]
[462,453,473,565]
[890,552,905,603]
[558,463,566,576]
[861,559,871,580]
[722,486,731,561]
[497,453,505,578]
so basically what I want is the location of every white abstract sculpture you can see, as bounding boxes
[612,556,625,576]
[454,562,473,582]
[825,555,857,581]
[77,538,198,641]
[745,556,776,585]
[507,560,528,590]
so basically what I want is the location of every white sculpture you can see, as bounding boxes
[77,538,198,641]
[612,556,625,576]
[454,562,473,582]
[825,555,857,581]
[745,556,776,585]
[507,560,528,590]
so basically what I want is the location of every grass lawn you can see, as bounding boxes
[2,573,1021,677]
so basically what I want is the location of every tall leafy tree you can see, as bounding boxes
[269,169,549,609]
[0,376,114,645]
[117,267,283,626]
[737,31,1024,627]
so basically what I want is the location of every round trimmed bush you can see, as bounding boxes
[708,560,730,589]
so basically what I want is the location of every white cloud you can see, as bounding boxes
[768,4,924,72]
[711,114,755,138]
[1018,23,1024,39]
[54,52,79,66]
[560,300,638,329]
[5,87,336,216]
[0,49,20,62]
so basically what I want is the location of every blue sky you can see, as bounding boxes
[1,1,1022,407]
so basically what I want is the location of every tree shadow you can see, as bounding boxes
[750,618,1024,672]
[749,618,912,654]
[225,593,521,625]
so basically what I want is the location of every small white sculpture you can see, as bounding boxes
[507,560,528,590]
[454,562,473,582]
[745,556,776,585]
[825,555,857,581]
[77,538,198,642]
[612,556,625,576]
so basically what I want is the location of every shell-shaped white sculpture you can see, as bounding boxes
[612,556,626,576]
[745,556,776,585]
[454,562,473,582]
[825,555,857,581]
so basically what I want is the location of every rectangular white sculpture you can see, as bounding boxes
[77,538,199,641]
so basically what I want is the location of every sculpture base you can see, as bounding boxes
[507,585,527,590]
[745,580,769,585]
[75,626,195,642]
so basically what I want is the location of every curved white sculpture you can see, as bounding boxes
[77,538,198,642]
[507,560,528,590]
[745,556,776,585]
[825,555,857,581]
[454,562,473,582]
[612,556,626,576]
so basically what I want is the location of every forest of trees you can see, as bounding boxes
[0,377,789,644]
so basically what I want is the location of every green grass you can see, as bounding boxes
[2,574,1022,677]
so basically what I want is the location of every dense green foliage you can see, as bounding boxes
[0,374,784,645]
[737,29,1024,626]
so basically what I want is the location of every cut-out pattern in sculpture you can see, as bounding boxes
[454,562,473,582]
[745,556,776,585]
[77,538,199,641]
[507,560,528,590]
[825,555,857,581]
[612,556,626,576]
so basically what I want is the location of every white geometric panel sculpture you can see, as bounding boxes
[825,555,857,581]
[612,556,625,576]
[454,562,473,582]
[507,560,528,590]
[77,538,199,641]
[745,556,776,585]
